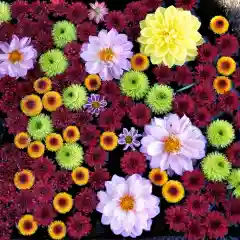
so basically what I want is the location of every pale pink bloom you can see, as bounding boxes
[88,1,108,24]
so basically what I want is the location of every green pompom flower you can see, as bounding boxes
[56,143,84,170]
[145,84,173,114]
[52,20,77,48]
[0,2,11,23]
[120,70,149,100]
[39,49,68,77]
[228,169,240,197]
[207,120,235,148]
[201,152,232,182]
[63,84,87,111]
[27,114,53,140]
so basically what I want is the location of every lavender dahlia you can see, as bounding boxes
[84,94,107,116]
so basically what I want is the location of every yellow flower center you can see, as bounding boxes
[164,135,181,153]
[8,50,23,63]
[99,48,115,62]
[125,136,133,144]
[92,101,100,108]
[119,195,135,211]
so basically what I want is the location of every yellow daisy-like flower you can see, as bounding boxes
[217,56,236,76]
[42,91,62,112]
[14,169,35,190]
[162,180,185,203]
[213,76,231,94]
[84,74,101,91]
[149,168,168,186]
[100,131,118,151]
[17,214,38,236]
[48,221,66,240]
[71,166,89,186]
[45,133,63,151]
[210,16,229,35]
[53,192,73,214]
[20,94,43,117]
[138,6,204,67]
[14,132,31,149]
[131,53,149,71]
[34,77,52,94]
[63,126,80,143]
[27,141,45,159]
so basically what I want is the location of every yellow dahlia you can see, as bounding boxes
[138,6,204,67]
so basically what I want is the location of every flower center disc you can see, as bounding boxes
[92,101,100,108]
[125,136,133,144]
[164,135,181,153]
[120,194,135,211]
[99,48,115,62]
[8,50,23,63]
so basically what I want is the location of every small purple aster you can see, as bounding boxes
[84,94,107,116]
[118,127,142,151]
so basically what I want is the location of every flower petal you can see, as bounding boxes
[147,141,164,157]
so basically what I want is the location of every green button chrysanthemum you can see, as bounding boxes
[145,84,173,114]
[63,84,87,111]
[201,152,232,182]
[56,143,84,170]
[27,114,53,140]
[120,70,149,100]
[52,20,77,48]
[39,49,68,77]
[0,2,11,23]
[228,169,240,198]
[207,120,235,148]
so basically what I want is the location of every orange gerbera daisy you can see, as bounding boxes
[210,16,229,34]
[162,180,185,203]
[100,131,118,151]
[131,53,149,71]
[217,56,236,76]
[17,214,38,236]
[48,220,66,240]
[42,91,62,112]
[63,126,80,143]
[84,74,101,91]
[45,133,63,151]
[149,168,168,186]
[213,76,231,94]
[53,192,73,214]
[27,141,45,159]
[20,94,43,117]
[14,132,31,149]
[34,77,52,94]
[14,169,35,190]
[71,166,89,186]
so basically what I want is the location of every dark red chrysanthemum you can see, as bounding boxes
[181,170,205,192]
[75,110,93,128]
[197,43,218,63]
[33,180,55,203]
[16,152,35,170]
[216,34,239,56]
[48,1,69,17]
[2,202,22,227]
[90,168,110,190]
[125,23,140,41]
[153,65,174,84]
[75,188,98,214]
[224,198,240,224]
[193,107,212,128]
[0,143,20,165]
[66,2,88,24]
[173,94,195,117]
[205,211,228,239]
[98,108,122,131]
[205,183,227,205]
[0,76,17,93]
[0,23,16,42]
[11,0,28,19]
[77,22,97,42]
[232,68,240,88]
[85,146,107,167]
[185,219,206,240]
[185,195,209,217]
[219,91,239,113]
[226,141,240,167]
[165,206,190,232]
[0,182,16,203]
[33,203,56,226]
[67,212,92,239]
[80,124,100,147]
[174,66,193,85]
[99,81,121,102]
[15,190,35,213]
[0,221,11,240]
[112,95,134,116]
[124,1,148,21]
[64,41,82,61]
[175,0,197,10]
[52,171,73,192]
[105,11,127,32]
[16,81,34,98]
[0,92,19,113]
[129,103,151,127]
[195,64,216,83]
[234,111,240,129]
[120,152,146,175]
[141,0,163,11]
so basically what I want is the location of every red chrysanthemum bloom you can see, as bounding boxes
[75,110,93,129]
[75,188,98,214]
[125,21,140,41]
[98,108,122,131]
[195,64,216,83]
[99,81,121,102]
[219,91,239,113]
[0,221,11,240]
[205,211,228,239]
[165,206,190,232]
[193,107,212,128]
[85,146,107,167]
[120,152,146,175]
[29,1,49,19]
[2,202,22,227]
[16,81,34,98]
[0,182,16,203]
[80,124,100,147]
[90,168,110,190]
[205,183,227,205]
[66,2,88,24]
[64,62,86,85]
[232,68,240,88]
[174,65,193,85]
[185,195,209,217]
[141,0,163,11]
[0,92,19,113]
[52,171,73,192]
[48,1,69,17]
[153,65,174,84]
[33,203,56,226]
[129,103,151,127]
[33,180,55,203]
[0,76,17,93]
[77,22,97,42]
[216,34,239,56]
[226,141,240,167]
[15,190,35,213]
[64,41,82,61]
[234,111,240,129]
[105,11,127,32]
[11,0,28,19]
[173,94,195,117]
[224,198,240,224]
[124,1,148,21]
[0,22,16,42]
[181,170,205,192]
[16,152,35,170]
[197,43,218,63]
[175,0,197,10]
[185,219,206,240]
[111,95,134,116]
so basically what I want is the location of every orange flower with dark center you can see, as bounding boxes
[34,77,52,94]
[131,53,149,71]
[27,141,45,158]
[45,133,63,151]
[14,132,31,149]
[63,126,80,143]
[42,91,62,112]
[84,74,101,91]
[217,57,236,76]
[14,169,35,190]
[20,94,43,116]
[100,131,118,151]
[72,167,89,186]
[149,168,168,186]
[210,16,229,34]
[213,76,231,94]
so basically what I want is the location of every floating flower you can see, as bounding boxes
[80,28,133,80]
[33,203,56,226]
[85,146,107,167]
[96,174,160,237]
[153,65,173,84]
[42,91,62,112]
[219,91,239,113]
[217,56,236,76]
[63,126,80,143]
[27,141,45,159]
[100,131,118,151]
[138,6,204,67]
[185,195,208,216]
[140,114,206,175]
[14,132,31,149]
[197,43,218,63]
[84,74,101,91]
[48,221,66,240]
[84,94,107,116]
[0,35,37,78]
[72,166,89,186]
[88,1,108,24]
[129,103,151,127]
[0,2,11,23]
[118,127,142,151]
[228,169,240,197]
[20,94,43,117]
[162,180,184,203]
[185,219,206,240]
[45,133,63,152]
[90,168,110,190]
[210,16,229,34]
[17,214,38,236]
[105,11,127,32]
[201,152,232,182]
[130,53,149,71]
[216,34,239,55]
[14,169,35,190]
[52,171,72,192]
[149,168,168,186]
[181,170,205,192]
[53,192,73,214]
[33,180,55,203]
[33,77,52,94]
[213,76,231,94]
